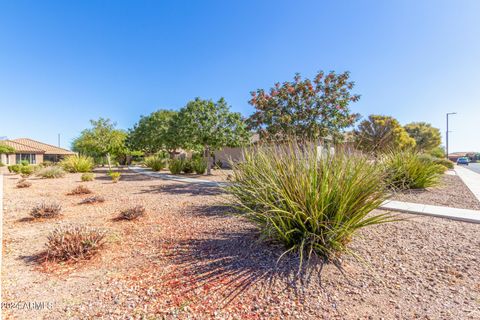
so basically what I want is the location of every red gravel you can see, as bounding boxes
[2,169,480,319]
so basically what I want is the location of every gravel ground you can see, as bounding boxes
[392,174,480,210]
[2,169,480,319]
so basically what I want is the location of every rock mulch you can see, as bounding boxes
[2,169,480,319]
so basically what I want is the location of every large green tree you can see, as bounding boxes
[354,115,416,153]
[247,71,360,141]
[127,110,178,154]
[0,143,14,154]
[72,118,127,169]
[404,122,441,152]
[176,97,250,174]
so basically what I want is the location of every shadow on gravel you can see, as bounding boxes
[157,229,325,307]
[137,183,225,196]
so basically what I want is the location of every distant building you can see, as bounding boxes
[0,138,75,164]
[448,152,479,162]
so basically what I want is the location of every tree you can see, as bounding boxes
[0,143,14,154]
[176,97,250,174]
[428,146,446,158]
[72,118,127,170]
[404,122,441,152]
[247,71,360,141]
[127,110,178,154]
[354,115,416,153]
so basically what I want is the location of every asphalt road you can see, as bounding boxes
[465,162,480,174]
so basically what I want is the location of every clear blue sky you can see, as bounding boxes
[1,0,479,152]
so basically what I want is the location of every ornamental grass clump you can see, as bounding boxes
[30,202,62,219]
[168,159,184,174]
[45,225,106,262]
[382,150,443,190]
[60,155,94,173]
[226,141,392,266]
[81,172,95,181]
[36,166,66,179]
[144,155,166,171]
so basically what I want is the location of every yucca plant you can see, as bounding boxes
[226,141,393,267]
[382,150,443,190]
[60,155,94,173]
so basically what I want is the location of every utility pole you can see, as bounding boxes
[446,112,456,159]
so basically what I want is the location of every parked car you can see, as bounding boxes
[457,157,470,165]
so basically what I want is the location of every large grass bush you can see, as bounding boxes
[144,155,166,171]
[36,166,66,179]
[382,150,443,190]
[60,155,94,173]
[226,141,392,265]
[192,158,207,174]
[169,159,184,174]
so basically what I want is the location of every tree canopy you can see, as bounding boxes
[404,122,441,152]
[127,110,178,154]
[0,143,14,154]
[247,71,360,141]
[354,115,416,153]
[72,118,127,168]
[175,97,250,174]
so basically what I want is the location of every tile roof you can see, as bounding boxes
[12,138,75,155]
[0,140,44,153]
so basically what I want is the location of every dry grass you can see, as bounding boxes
[30,202,62,219]
[117,205,146,220]
[16,179,32,188]
[79,195,105,205]
[67,185,92,195]
[45,225,106,262]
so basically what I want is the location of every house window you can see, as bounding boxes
[15,153,37,164]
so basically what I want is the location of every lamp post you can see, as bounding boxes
[446,112,457,160]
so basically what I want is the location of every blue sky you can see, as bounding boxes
[1,0,479,152]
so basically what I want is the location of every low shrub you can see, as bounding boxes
[20,165,35,177]
[109,172,121,183]
[182,159,194,174]
[16,179,32,188]
[8,164,21,174]
[36,166,66,179]
[382,150,443,190]
[40,160,54,167]
[118,205,145,220]
[68,185,92,195]
[0,162,4,167]
[30,202,62,219]
[432,157,454,170]
[192,158,207,174]
[144,156,166,171]
[60,155,94,173]
[80,196,105,205]
[20,160,30,166]
[81,172,95,181]
[227,141,392,266]
[169,159,184,174]
[45,225,106,261]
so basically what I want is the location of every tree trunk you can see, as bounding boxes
[106,153,112,171]
[205,146,212,175]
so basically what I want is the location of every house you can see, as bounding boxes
[0,138,75,165]
[448,152,480,162]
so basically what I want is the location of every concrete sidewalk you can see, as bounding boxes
[455,165,480,202]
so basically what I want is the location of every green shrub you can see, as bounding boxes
[20,160,30,166]
[41,160,54,167]
[81,172,95,181]
[37,166,66,179]
[45,225,106,262]
[192,158,207,174]
[382,150,443,190]
[144,155,166,171]
[169,159,184,174]
[182,159,194,174]
[19,165,35,177]
[8,164,21,174]
[60,155,94,173]
[226,141,392,265]
[109,172,121,183]
[432,157,454,169]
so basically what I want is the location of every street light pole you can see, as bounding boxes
[446,112,457,160]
